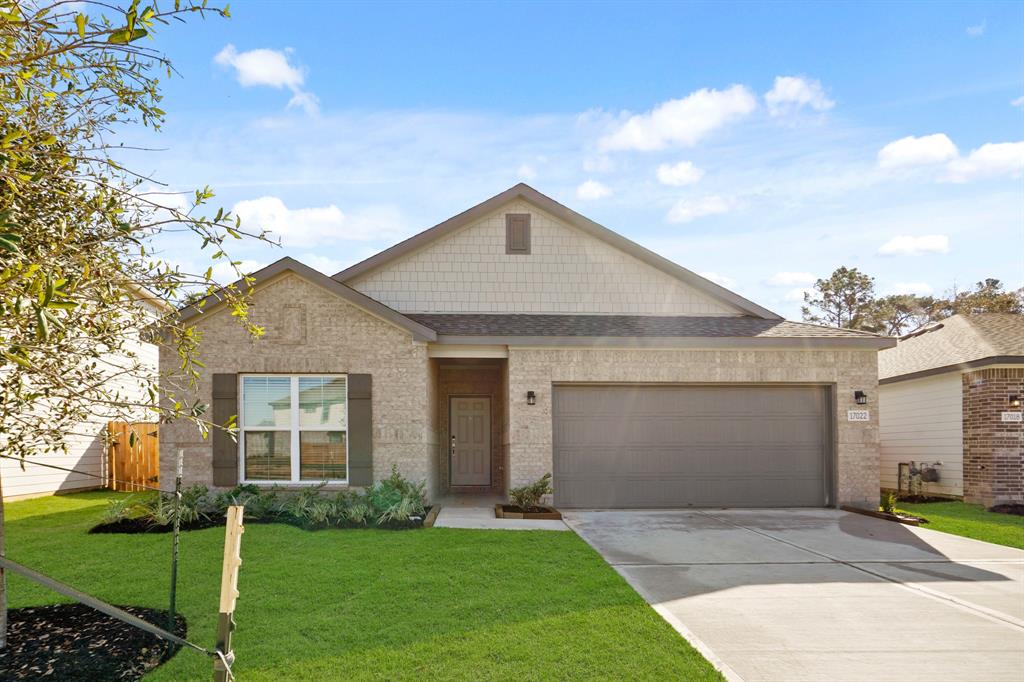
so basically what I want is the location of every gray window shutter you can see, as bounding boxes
[505,214,531,254]
[347,374,373,486]
[212,373,239,487]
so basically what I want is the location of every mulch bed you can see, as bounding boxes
[89,508,432,534]
[495,504,563,520]
[989,503,1024,516]
[0,604,185,681]
[897,495,953,504]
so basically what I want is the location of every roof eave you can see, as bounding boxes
[879,354,1024,384]
[432,334,896,349]
[173,257,437,342]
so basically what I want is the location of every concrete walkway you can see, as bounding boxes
[434,505,569,531]
[564,508,1024,682]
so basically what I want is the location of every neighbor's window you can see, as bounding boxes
[240,375,348,483]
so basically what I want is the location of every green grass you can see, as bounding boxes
[4,491,720,680]
[898,501,1024,549]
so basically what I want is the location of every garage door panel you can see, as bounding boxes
[553,385,829,508]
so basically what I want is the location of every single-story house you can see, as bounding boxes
[161,184,894,509]
[879,313,1024,506]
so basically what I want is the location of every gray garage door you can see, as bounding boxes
[552,385,830,508]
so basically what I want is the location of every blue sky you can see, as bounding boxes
[138,0,1024,319]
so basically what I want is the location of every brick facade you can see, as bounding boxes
[159,272,436,493]
[962,367,1024,506]
[506,347,882,509]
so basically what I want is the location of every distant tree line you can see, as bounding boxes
[801,267,1024,336]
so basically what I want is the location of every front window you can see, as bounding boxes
[240,375,348,483]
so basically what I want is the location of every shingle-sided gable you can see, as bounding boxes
[346,199,747,316]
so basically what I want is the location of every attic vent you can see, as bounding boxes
[505,213,531,255]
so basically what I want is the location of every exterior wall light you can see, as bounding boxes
[854,390,868,405]
[1010,394,1022,408]
[526,391,536,406]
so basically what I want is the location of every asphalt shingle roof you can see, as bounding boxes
[879,313,1024,380]
[407,314,885,339]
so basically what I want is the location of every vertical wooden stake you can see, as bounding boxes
[213,505,244,682]
[0,467,6,650]
[168,448,184,634]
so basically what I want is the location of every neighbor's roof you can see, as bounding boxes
[332,183,782,321]
[879,313,1024,382]
[410,313,894,348]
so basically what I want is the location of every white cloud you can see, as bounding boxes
[966,21,986,38]
[232,196,407,246]
[299,253,346,274]
[599,85,757,151]
[764,76,835,116]
[784,286,815,302]
[212,259,266,285]
[582,155,614,173]
[945,141,1024,182]
[576,179,612,200]
[698,271,735,288]
[1012,96,1024,108]
[656,161,705,186]
[517,164,537,181]
[214,44,318,115]
[665,195,734,223]
[878,234,950,256]
[877,133,959,168]
[891,282,934,295]
[766,271,816,287]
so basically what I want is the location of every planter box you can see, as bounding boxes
[495,504,562,520]
[841,506,927,526]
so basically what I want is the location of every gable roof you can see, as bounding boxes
[332,183,782,320]
[175,257,437,342]
[879,313,1024,382]
[409,313,893,349]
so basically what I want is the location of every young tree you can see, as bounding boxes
[802,266,876,330]
[0,0,274,645]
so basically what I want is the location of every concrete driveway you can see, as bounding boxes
[564,509,1024,682]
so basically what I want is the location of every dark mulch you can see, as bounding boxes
[0,604,185,681]
[989,503,1024,516]
[896,495,951,504]
[89,507,432,534]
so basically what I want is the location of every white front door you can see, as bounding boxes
[450,396,491,486]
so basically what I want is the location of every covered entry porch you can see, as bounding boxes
[429,351,510,499]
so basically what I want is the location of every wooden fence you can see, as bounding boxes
[107,421,160,491]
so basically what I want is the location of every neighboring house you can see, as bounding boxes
[2,291,169,501]
[162,184,894,509]
[879,313,1024,506]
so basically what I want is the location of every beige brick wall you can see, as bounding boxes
[348,199,742,316]
[506,347,881,509]
[159,272,434,493]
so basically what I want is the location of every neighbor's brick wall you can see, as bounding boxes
[159,273,435,494]
[348,200,741,315]
[506,347,881,509]
[962,367,1024,506]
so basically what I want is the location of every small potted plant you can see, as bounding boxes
[497,473,562,520]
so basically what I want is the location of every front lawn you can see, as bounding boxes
[4,491,720,680]
[898,500,1024,549]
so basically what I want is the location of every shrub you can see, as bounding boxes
[509,473,552,511]
[100,495,137,524]
[367,465,426,524]
[881,492,897,515]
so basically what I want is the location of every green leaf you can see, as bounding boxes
[75,13,86,38]
[107,27,148,44]
[0,233,21,252]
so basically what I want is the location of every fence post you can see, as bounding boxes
[213,505,244,682]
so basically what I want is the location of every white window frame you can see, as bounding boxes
[238,374,349,485]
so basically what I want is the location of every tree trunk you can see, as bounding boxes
[0,467,7,650]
